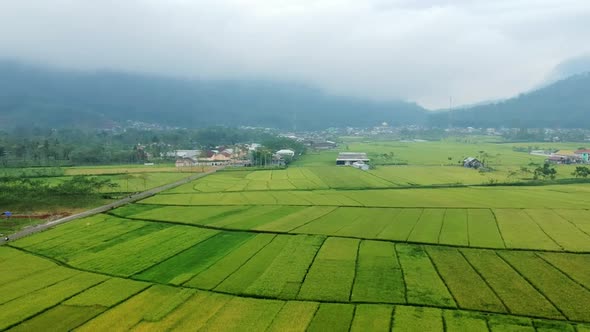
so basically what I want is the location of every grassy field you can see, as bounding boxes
[3,139,590,330]
[0,165,209,233]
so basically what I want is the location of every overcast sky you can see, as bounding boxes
[1,0,589,109]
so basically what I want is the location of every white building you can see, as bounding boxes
[276,149,295,158]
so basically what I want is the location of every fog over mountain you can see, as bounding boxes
[0,61,426,130]
[1,1,590,108]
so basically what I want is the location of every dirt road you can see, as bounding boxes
[0,167,221,245]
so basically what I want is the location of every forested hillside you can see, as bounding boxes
[431,73,590,128]
[0,61,425,130]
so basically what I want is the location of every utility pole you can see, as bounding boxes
[448,96,453,129]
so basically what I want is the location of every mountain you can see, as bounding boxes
[429,73,590,128]
[543,55,590,85]
[0,61,426,130]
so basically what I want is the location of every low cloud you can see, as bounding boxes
[1,0,589,108]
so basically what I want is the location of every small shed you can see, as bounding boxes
[463,157,483,169]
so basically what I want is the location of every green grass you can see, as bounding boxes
[461,249,562,319]
[524,209,590,251]
[307,303,355,332]
[494,209,561,250]
[183,233,276,289]
[439,209,469,246]
[65,278,150,307]
[396,244,456,307]
[351,241,405,303]
[392,306,444,332]
[76,285,194,331]
[200,297,284,331]
[499,251,590,321]
[350,304,393,332]
[467,209,505,248]
[426,246,506,312]
[68,225,218,276]
[214,235,293,294]
[443,310,489,332]
[298,237,359,302]
[133,231,254,284]
[538,252,590,289]
[130,291,231,331]
[266,301,319,332]
[0,272,106,330]
[407,208,445,243]
[9,305,106,332]
[243,235,324,298]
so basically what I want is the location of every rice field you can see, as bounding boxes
[4,140,590,330]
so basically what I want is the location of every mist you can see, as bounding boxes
[1,0,589,108]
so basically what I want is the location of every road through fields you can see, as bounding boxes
[0,167,223,244]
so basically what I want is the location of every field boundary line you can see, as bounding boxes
[295,236,327,299]
[0,271,84,307]
[404,209,425,242]
[423,246,459,309]
[6,244,588,325]
[392,244,408,304]
[207,234,278,291]
[348,240,362,302]
[493,251,567,320]
[0,274,109,331]
[107,214,590,254]
[534,253,590,293]
[489,209,508,249]
[0,167,223,245]
[522,210,565,251]
[551,209,590,239]
[457,249,510,313]
[71,282,153,331]
[288,207,339,233]
[437,209,448,244]
[130,230,221,278]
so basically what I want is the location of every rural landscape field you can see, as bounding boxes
[2,139,590,331]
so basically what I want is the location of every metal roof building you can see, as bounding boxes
[336,152,370,165]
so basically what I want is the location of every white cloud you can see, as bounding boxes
[0,0,589,108]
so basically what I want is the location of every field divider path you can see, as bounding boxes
[105,214,590,254]
[6,244,590,326]
[492,251,568,320]
[0,167,224,244]
[8,245,589,324]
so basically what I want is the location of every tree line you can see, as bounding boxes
[0,126,297,167]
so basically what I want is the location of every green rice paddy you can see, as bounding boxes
[3,140,590,331]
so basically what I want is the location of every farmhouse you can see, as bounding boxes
[575,149,590,162]
[336,152,370,166]
[276,149,295,158]
[546,151,582,164]
[168,150,201,159]
[463,157,483,169]
[175,157,197,167]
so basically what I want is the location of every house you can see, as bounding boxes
[168,150,201,159]
[351,161,370,171]
[175,157,197,167]
[546,151,582,164]
[575,149,590,162]
[276,149,295,158]
[336,152,370,166]
[198,152,232,166]
[307,140,337,150]
[463,157,483,169]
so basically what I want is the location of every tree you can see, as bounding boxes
[533,163,557,180]
[572,166,590,178]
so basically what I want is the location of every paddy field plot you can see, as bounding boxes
[5,142,590,330]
